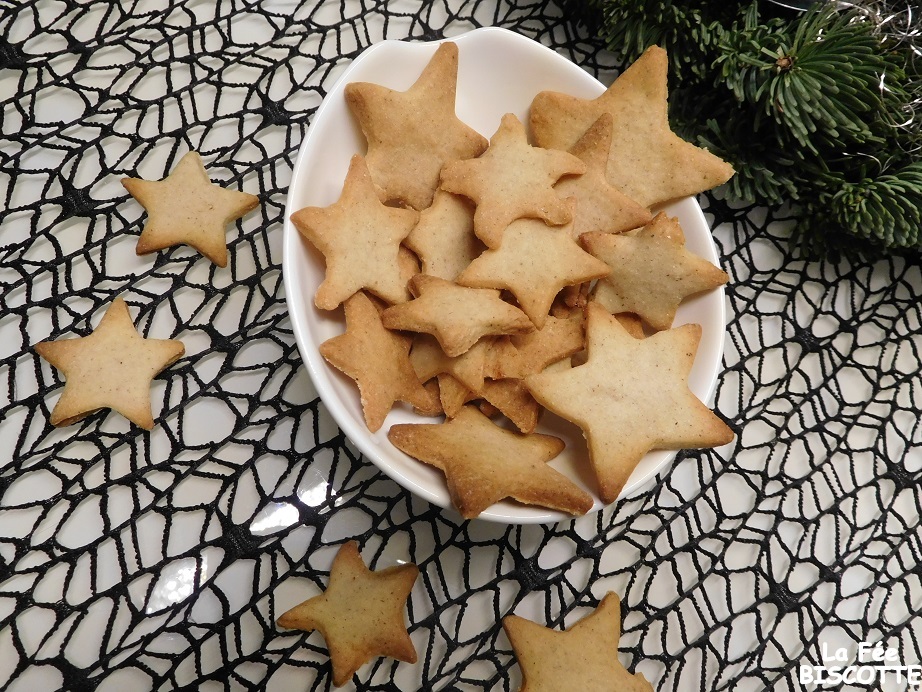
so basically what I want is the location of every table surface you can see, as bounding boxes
[2,1,921,691]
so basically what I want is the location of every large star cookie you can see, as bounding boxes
[319,291,438,432]
[34,297,185,429]
[456,209,610,329]
[345,41,488,210]
[440,112,586,248]
[291,155,419,310]
[387,405,592,518]
[277,541,418,687]
[530,45,734,207]
[525,303,734,504]
[381,274,533,357]
[121,150,259,267]
[503,592,653,692]
[582,212,729,332]
[553,113,652,237]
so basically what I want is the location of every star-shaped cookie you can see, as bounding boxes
[410,333,489,394]
[381,274,534,357]
[456,209,610,329]
[530,45,734,207]
[276,540,418,687]
[291,155,419,310]
[345,41,488,210]
[319,291,438,432]
[488,312,585,380]
[121,150,259,267]
[403,190,483,281]
[503,592,653,692]
[582,212,729,332]
[34,297,185,429]
[553,113,652,237]
[387,405,592,518]
[440,112,586,248]
[525,303,734,504]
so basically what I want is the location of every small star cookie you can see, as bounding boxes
[409,333,489,395]
[503,592,653,692]
[34,297,185,429]
[121,150,259,267]
[488,312,585,380]
[456,208,610,329]
[582,212,729,332]
[403,190,483,281]
[478,378,541,434]
[319,291,438,432]
[440,112,586,248]
[345,41,488,210]
[277,541,419,687]
[530,45,734,207]
[381,274,534,357]
[387,405,593,518]
[291,155,419,310]
[525,303,734,503]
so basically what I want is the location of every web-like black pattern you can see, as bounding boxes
[1,1,920,690]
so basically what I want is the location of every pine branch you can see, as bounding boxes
[569,0,922,256]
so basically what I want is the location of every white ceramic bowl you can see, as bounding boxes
[282,27,725,524]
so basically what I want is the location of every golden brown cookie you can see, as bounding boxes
[435,373,478,418]
[291,155,419,310]
[440,112,586,248]
[34,297,184,429]
[403,190,483,281]
[345,41,488,210]
[387,405,592,518]
[381,274,534,357]
[503,592,653,692]
[525,303,734,504]
[456,207,610,329]
[553,113,652,237]
[319,291,438,432]
[409,333,489,395]
[478,378,541,434]
[530,45,734,207]
[582,212,729,332]
[488,312,585,380]
[121,150,259,267]
[276,541,419,687]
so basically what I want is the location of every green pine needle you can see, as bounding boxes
[572,0,922,256]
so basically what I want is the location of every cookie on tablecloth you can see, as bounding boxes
[122,150,259,267]
[34,297,184,430]
[503,592,653,692]
[277,541,419,687]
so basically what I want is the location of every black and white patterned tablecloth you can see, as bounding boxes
[2,1,920,690]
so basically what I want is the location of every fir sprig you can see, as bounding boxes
[577,0,922,257]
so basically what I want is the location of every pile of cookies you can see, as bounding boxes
[293,40,734,522]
